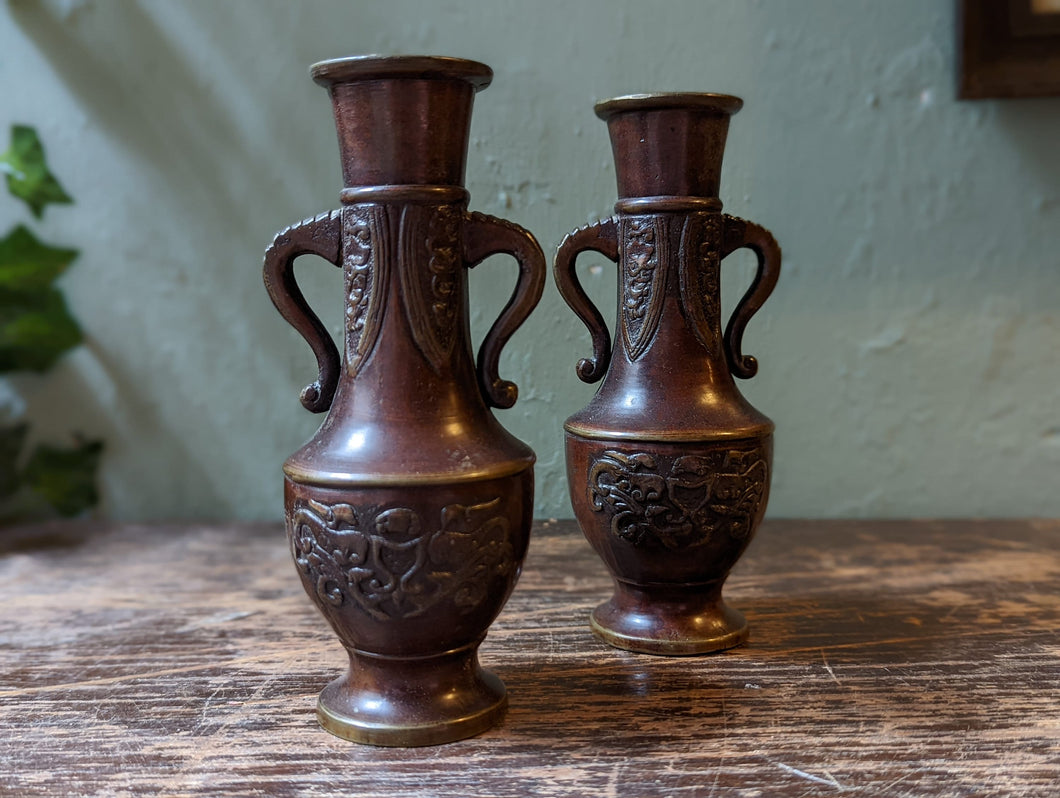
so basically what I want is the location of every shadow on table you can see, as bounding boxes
[490,585,1050,752]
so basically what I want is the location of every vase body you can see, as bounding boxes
[264,56,545,745]
[555,94,781,655]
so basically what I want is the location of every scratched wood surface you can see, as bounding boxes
[1,519,1058,797]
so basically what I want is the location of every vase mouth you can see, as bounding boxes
[310,55,493,91]
[595,93,743,120]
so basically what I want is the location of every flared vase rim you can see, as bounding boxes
[310,54,493,91]
[595,93,744,119]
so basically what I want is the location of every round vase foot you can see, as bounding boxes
[590,584,749,656]
[316,646,508,746]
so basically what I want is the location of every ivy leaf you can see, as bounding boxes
[23,438,103,517]
[0,224,83,372]
[0,125,74,218]
[0,422,29,499]
[0,224,79,294]
[0,286,83,372]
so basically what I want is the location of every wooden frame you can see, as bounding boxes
[958,0,1060,98]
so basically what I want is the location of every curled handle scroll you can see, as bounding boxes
[263,210,343,412]
[552,218,619,383]
[463,212,546,409]
[721,215,781,379]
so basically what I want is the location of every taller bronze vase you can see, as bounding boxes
[555,94,781,655]
[263,56,545,745]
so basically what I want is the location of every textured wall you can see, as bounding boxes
[1,0,1057,520]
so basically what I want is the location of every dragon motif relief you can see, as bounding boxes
[588,442,769,550]
[620,216,668,361]
[343,205,387,375]
[679,213,723,354]
[399,204,463,373]
[288,496,513,622]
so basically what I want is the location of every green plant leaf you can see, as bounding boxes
[0,224,79,294]
[0,422,29,499]
[0,286,83,372]
[23,437,103,517]
[0,125,73,218]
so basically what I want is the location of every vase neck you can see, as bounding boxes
[311,55,493,189]
[611,210,727,374]
[564,206,774,442]
[339,200,475,387]
[595,93,742,201]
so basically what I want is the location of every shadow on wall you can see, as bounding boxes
[8,0,331,519]
[10,0,268,230]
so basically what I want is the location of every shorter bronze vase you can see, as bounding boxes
[555,93,781,655]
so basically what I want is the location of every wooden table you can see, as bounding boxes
[1,519,1058,796]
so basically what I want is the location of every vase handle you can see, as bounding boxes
[552,217,619,383]
[463,211,546,409]
[263,209,344,412]
[721,215,781,379]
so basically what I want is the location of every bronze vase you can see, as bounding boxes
[263,56,545,745]
[555,94,781,655]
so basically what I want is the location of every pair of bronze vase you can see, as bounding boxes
[264,56,780,747]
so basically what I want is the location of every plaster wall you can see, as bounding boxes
[1,0,1057,520]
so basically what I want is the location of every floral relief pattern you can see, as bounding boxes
[426,205,462,354]
[620,216,667,361]
[678,213,723,354]
[343,205,387,375]
[288,496,513,621]
[399,204,463,373]
[588,443,769,550]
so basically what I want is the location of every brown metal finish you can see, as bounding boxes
[263,55,545,745]
[555,93,781,655]
[595,93,742,201]
[311,55,491,187]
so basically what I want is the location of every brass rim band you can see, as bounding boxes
[317,693,507,747]
[589,613,748,656]
[564,422,773,442]
[615,196,723,214]
[340,185,470,204]
[283,457,534,487]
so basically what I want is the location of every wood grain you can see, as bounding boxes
[1,519,1058,796]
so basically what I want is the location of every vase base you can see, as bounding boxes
[590,589,749,656]
[316,647,508,746]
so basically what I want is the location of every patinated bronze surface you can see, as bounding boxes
[555,93,781,655]
[263,55,545,745]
